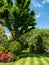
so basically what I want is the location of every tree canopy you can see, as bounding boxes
[0,0,36,40]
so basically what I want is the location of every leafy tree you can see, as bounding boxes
[19,28,47,52]
[19,28,40,51]
[0,0,36,41]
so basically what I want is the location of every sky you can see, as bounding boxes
[30,0,49,29]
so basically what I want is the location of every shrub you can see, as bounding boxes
[8,41,22,55]
[0,52,10,62]
[8,52,17,61]
[0,45,8,53]
[0,46,5,52]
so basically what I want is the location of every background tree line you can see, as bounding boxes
[0,27,49,54]
[19,28,49,53]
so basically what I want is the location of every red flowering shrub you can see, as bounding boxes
[0,52,10,62]
[0,52,17,62]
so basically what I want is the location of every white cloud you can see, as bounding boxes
[36,12,43,18]
[34,3,42,7]
[31,0,42,8]
[42,0,49,4]
[36,14,41,18]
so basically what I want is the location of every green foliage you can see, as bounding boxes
[42,29,49,50]
[0,45,8,53]
[19,28,49,53]
[0,45,5,52]
[0,0,36,40]
[0,26,8,45]
[8,41,22,55]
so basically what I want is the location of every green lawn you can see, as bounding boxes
[0,52,49,65]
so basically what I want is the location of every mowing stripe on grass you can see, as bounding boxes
[38,57,44,65]
[30,57,34,65]
[43,57,49,63]
[15,58,26,65]
[24,57,31,65]
[40,57,49,65]
[45,57,49,61]
[34,57,39,65]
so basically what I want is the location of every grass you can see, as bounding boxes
[0,52,49,65]
[0,62,15,65]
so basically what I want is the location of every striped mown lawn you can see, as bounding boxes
[0,53,49,65]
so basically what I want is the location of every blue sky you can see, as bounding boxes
[30,0,49,29]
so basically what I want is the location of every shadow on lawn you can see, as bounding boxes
[19,52,49,59]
